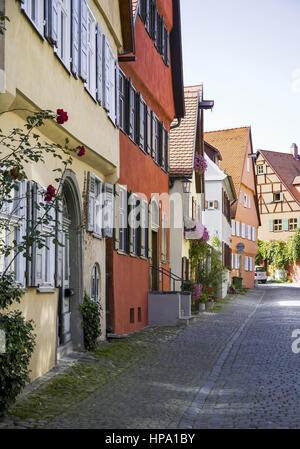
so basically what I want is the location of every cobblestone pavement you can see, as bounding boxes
[1,285,300,429]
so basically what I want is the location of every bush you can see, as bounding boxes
[79,292,101,352]
[0,311,36,416]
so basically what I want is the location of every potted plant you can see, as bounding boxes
[191,283,205,313]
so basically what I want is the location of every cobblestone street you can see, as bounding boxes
[1,285,300,429]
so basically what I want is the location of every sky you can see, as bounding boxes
[180,0,300,153]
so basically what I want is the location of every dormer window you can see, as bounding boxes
[273,192,283,202]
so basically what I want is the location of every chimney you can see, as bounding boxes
[290,143,299,160]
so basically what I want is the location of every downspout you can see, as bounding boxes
[170,118,182,130]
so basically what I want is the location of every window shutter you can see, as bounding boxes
[146,106,151,154]
[140,201,146,256]
[160,16,165,57]
[96,23,102,104]
[127,191,134,254]
[280,192,284,202]
[139,0,146,22]
[269,219,274,232]
[71,0,80,77]
[145,0,150,32]
[214,200,218,209]
[151,112,156,159]
[79,0,88,81]
[19,0,28,12]
[232,220,236,236]
[248,196,251,208]
[282,218,289,231]
[158,121,164,166]
[165,28,170,66]
[241,223,245,238]
[115,61,120,126]
[205,201,208,210]
[148,201,152,259]
[45,0,58,45]
[255,165,258,175]
[253,227,257,242]
[87,172,96,232]
[31,183,44,287]
[163,126,168,171]
[297,218,300,229]
[103,183,114,238]
[244,256,248,271]
[151,0,157,42]
[263,165,267,174]
[54,199,63,287]
[14,180,27,287]
[113,184,120,250]
[102,35,111,111]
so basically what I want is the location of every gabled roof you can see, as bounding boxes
[258,149,300,205]
[204,127,251,194]
[169,85,202,177]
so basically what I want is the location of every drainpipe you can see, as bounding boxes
[170,118,182,130]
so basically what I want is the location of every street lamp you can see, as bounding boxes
[181,178,192,193]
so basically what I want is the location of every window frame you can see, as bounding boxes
[274,219,282,232]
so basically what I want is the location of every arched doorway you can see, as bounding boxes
[57,172,84,356]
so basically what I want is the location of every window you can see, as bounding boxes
[119,70,127,132]
[244,194,248,208]
[90,264,100,302]
[86,6,96,97]
[274,219,282,232]
[256,164,266,175]
[208,201,214,210]
[87,172,103,238]
[273,192,283,202]
[118,186,127,252]
[247,156,250,172]
[103,36,116,123]
[20,0,44,36]
[129,82,137,141]
[130,308,134,323]
[138,307,142,322]
[289,218,298,231]
[57,0,71,69]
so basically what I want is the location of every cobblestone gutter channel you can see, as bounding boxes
[0,289,266,429]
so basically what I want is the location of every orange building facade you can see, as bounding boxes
[205,127,261,288]
[106,0,184,335]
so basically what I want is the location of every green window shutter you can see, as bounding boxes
[269,219,274,232]
[282,218,289,231]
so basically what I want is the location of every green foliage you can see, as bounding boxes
[79,292,101,352]
[0,311,36,416]
[0,11,9,35]
[288,229,300,264]
[0,273,23,309]
[188,235,227,299]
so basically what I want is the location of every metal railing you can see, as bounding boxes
[150,265,185,292]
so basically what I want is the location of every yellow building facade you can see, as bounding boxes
[0,0,132,380]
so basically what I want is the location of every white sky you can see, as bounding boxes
[180,0,300,153]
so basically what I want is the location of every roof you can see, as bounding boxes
[169,86,202,177]
[258,150,300,204]
[204,127,251,194]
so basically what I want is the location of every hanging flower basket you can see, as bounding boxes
[194,152,207,175]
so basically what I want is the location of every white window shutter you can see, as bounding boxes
[96,23,102,104]
[148,200,152,259]
[71,0,80,77]
[14,180,27,287]
[236,221,240,237]
[102,35,111,111]
[232,220,236,236]
[19,0,28,11]
[242,223,245,238]
[87,172,96,232]
[115,61,120,126]
[31,183,44,287]
[253,227,256,242]
[45,0,58,45]
[79,0,88,81]
[103,183,114,238]
[244,256,248,271]
[113,184,120,250]
[248,195,251,208]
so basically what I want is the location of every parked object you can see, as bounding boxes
[232,276,243,289]
[255,266,267,283]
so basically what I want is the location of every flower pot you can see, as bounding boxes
[206,300,213,311]
[198,302,206,312]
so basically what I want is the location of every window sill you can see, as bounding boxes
[37,286,56,293]
[21,11,45,42]
[54,51,72,77]
[117,249,128,256]
[84,86,98,104]
[92,232,103,240]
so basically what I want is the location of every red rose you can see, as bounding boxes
[46,184,56,196]
[57,109,64,115]
[10,169,19,180]
[44,193,53,202]
[77,145,85,157]
[56,115,64,124]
